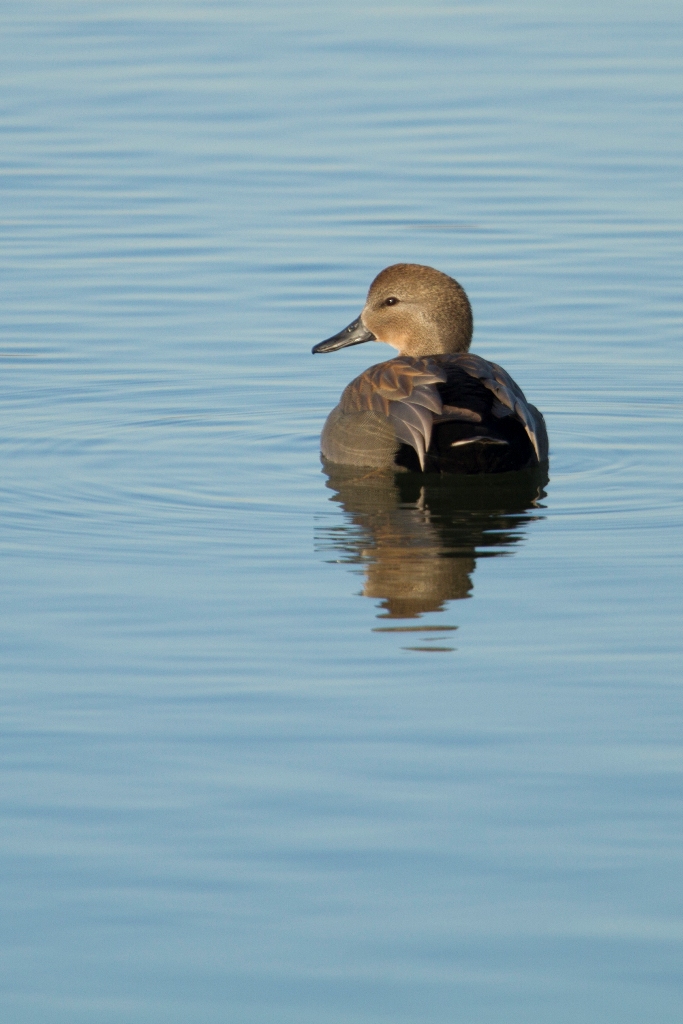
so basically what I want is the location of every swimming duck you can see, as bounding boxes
[312,264,548,474]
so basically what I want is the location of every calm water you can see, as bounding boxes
[2,2,682,1021]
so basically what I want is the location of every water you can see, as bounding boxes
[2,2,682,1021]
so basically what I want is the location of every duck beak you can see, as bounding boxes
[312,316,375,353]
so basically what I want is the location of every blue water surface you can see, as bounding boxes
[1,1,682,1021]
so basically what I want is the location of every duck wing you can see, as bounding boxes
[339,357,447,469]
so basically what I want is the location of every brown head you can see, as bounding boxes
[313,264,473,357]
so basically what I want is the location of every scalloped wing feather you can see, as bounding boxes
[389,400,434,468]
[340,358,447,411]
[339,359,447,469]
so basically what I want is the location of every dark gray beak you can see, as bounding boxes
[312,316,375,354]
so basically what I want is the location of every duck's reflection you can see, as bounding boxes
[318,462,548,623]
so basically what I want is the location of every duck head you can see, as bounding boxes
[312,263,473,358]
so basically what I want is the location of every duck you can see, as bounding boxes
[312,263,548,474]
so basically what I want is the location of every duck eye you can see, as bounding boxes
[384,297,399,306]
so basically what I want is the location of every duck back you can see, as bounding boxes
[320,354,548,475]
